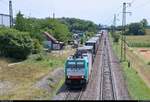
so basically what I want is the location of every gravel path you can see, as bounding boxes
[0,81,15,96]
[33,68,64,91]
[32,68,64,100]
[107,33,131,100]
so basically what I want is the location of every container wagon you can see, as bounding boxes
[77,46,94,64]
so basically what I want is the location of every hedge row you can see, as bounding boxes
[0,28,41,59]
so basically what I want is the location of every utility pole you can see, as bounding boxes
[112,14,116,42]
[113,14,116,34]
[9,0,13,28]
[53,13,55,19]
[121,2,131,62]
[113,14,117,27]
[121,3,126,62]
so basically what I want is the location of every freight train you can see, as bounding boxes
[64,31,103,88]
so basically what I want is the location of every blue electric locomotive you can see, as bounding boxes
[64,53,92,87]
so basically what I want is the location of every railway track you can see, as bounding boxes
[100,34,117,100]
[64,35,104,100]
[64,87,84,100]
[53,31,129,100]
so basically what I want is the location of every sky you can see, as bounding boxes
[0,0,150,26]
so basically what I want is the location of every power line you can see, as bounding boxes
[102,5,122,25]
[131,0,136,4]
[132,0,150,10]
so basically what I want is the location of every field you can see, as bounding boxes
[133,48,150,65]
[126,30,150,64]
[0,47,75,100]
[110,33,150,99]
[146,29,150,35]
[126,35,150,47]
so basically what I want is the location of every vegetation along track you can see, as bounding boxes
[100,34,117,100]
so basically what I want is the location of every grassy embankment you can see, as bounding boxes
[0,48,75,100]
[109,32,150,100]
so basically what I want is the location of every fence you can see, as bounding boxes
[126,44,150,88]
[0,14,10,27]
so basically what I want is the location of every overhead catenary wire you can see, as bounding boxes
[102,5,122,26]
[130,0,136,4]
[102,0,135,26]
[131,0,150,10]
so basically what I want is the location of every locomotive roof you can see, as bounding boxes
[67,55,88,62]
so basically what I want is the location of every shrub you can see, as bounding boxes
[0,28,34,60]
[112,33,120,43]
[32,39,43,54]
[35,54,44,61]
[148,62,150,65]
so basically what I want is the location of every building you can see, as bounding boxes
[43,32,64,50]
[0,14,10,27]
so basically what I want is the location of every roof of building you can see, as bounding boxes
[43,32,58,43]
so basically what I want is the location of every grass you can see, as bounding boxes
[146,29,150,35]
[0,48,75,100]
[49,79,65,100]
[122,62,150,100]
[110,33,150,100]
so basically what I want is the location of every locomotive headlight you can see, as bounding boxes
[68,76,70,78]
[82,76,84,78]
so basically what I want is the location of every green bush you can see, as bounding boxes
[148,62,150,65]
[32,39,42,54]
[0,28,34,60]
[35,54,44,61]
[112,33,120,43]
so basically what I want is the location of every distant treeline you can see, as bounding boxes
[115,19,149,35]
[58,17,98,33]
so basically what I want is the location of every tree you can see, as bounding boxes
[127,23,145,35]
[140,19,148,28]
[14,11,25,31]
[58,17,98,33]
[112,33,120,43]
[0,28,34,59]
[45,19,71,43]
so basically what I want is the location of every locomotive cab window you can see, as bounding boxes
[66,61,76,69]
[76,61,85,69]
